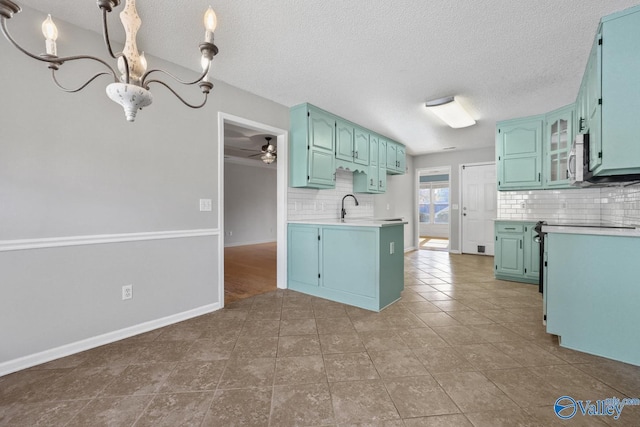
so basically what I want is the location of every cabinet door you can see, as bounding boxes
[523,224,540,280]
[369,136,379,166]
[386,142,397,173]
[322,227,377,298]
[288,226,320,287]
[585,37,602,171]
[308,149,336,187]
[545,105,574,188]
[495,233,524,276]
[367,163,380,192]
[335,120,354,162]
[378,139,387,191]
[497,117,543,190]
[354,127,370,165]
[396,145,406,173]
[378,139,387,169]
[309,108,336,152]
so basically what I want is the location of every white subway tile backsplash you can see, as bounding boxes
[498,184,640,225]
[287,169,374,220]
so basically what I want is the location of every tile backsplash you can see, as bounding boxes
[497,184,640,225]
[288,169,374,220]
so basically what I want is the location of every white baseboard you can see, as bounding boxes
[449,249,462,254]
[224,239,276,248]
[0,303,220,377]
[404,246,417,253]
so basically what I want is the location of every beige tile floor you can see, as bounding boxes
[1,250,640,426]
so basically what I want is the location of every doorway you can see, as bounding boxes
[416,167,451,251]
[460,162,496,255]
[218,113,288,306]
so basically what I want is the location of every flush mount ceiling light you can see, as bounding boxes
[425,96,476,129]
[0,0,219,122]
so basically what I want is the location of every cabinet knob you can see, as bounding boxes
[355,151,358,159]
[370,178,373,185]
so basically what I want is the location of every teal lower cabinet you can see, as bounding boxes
[545,231,640,366]
[287,222,404,311]
[494,221,539,284]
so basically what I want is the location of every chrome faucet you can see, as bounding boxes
[341,194,359,220]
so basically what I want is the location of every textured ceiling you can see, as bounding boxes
[17,0,640,155]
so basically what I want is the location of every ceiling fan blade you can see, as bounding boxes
[248,153,262,158]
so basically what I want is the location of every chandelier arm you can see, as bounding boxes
[1,18,119,82]
[50,68,113,93]
[101,8,130,84]
[141,62,210,88]
[145,79,208,109]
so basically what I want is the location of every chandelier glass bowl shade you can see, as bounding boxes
[260,136,277,164]
[0,0,219,122]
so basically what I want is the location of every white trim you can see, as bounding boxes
[0,229,219,252]
[0,303,220,377]
[415,166,452,252]
[218,113,289,310]
[224,239,277,248]
[404,246,417,253]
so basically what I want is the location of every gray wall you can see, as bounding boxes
[373,155,416,250]
[0,7,289,370]
[224,161,277,246]
[413,147,495,252]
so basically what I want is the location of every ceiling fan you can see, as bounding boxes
[248,136,277,164]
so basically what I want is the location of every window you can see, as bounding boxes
[419,182,449,224]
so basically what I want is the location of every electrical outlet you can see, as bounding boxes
[122,284,132,300]
[199,199,212,212]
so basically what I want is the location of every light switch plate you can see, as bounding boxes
[199,199,212,212]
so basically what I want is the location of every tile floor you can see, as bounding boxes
[1,250,640,426]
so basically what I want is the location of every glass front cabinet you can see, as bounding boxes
[544,104,574,188]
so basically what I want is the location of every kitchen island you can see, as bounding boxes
[543,224,640,366]
[287,219,406,311]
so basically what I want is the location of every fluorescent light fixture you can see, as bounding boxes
[425,96,476,128]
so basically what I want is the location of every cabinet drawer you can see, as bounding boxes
[496,224,524,233]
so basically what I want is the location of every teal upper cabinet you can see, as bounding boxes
[353,127,370,165]
[544,104,575,188]
[587,6,640,177]
[581,35,602,171]
[496,116,544,190]
[354,134,387,193]
[291,103,406,190]
[290,104,336,189]
[335,119,355,162]
[386,141,406,175]
[335,120,369,167]
[378,139,388,191]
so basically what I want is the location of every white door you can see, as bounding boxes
[461,163,496,255]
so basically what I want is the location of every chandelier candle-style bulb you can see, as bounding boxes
[41,14,58,56]
[204,6,217,43]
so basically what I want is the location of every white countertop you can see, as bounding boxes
[288,218,408,228]
[542,224,640,237]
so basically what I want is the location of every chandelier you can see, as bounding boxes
[0,0,219,122]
